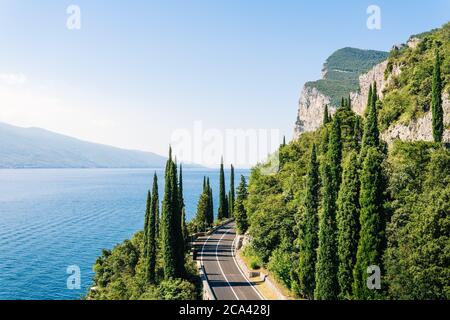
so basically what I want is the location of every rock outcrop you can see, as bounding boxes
[381,92,450,144]
[294,87,334,138]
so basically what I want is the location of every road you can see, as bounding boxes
[195,222,264,300]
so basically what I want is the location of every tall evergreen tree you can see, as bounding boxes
[361,82,380,160]
[298,144,320,300]
[146,176,158,284]
[432,49,443,143]
[143,190,152,258]
[321,127,329,155]
[353,147,385,300]
[161,149,177,279]
[323,105,330,125]
[151,173,160,239]
[353,116,362,151]
[336,151,360,299]
[229,165,235,217]
[314,159,339,300]
[234,175,249,235]
[218,157,228,220]
[207,178,214,225]
[195,192,209,232]
[179,164,184,209]
[329,116,343,191]
[161,148,184,279]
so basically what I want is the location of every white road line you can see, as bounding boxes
[231,233,265,300]
[216,227,240,300]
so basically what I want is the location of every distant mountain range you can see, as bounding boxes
[0,122,184,169]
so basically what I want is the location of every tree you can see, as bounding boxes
[328,116,343,191]
[235,175,249,235]
[314,159,339,300]
[353,147,385,299]
[323,105,330,125]
[361,82,380,160]
[195,191,209,232]
[143,190,151,259]
[179,164,184,209]
[161,148,184,279]
[432,49,443,143]
[298,144,320,300]
[336,151,360,299]
[146,175,158,284]
[218,158,228,220]
[206,177,214,226]
[229,165,235,217]
[151,173,160,239]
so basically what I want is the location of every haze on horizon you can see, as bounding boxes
[0,0,448,166]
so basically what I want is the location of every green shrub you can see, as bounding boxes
[268,248,292,289]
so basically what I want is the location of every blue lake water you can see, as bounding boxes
[0,168,248,300]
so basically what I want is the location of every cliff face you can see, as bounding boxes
[294,25,450,144]
[381,92,450,144]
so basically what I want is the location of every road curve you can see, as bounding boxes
[195,222,263,300]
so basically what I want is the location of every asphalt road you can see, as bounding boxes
[196,222,264,300]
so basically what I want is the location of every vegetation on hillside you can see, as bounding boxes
[381,22,450,131]
[245,76,449,299]
[306,47,388,106]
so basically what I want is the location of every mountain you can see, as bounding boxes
[294,47,388,137]
[294,22,450,143]
[0,122,171,168]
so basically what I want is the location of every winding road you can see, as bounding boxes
[195,222,264,300]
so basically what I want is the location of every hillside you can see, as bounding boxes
[295,48,388,136]
[0,122,169,168]
[246,23,450,300]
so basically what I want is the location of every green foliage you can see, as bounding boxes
[145,174,159,284]
[382,22,450,130]
[229,165,235,216]
[432,49,444,142]
[151,279,197,300]
[218,158,228,220]
[306,48,388,106]
[298,145,319,299]
[336,151,360,299]
[235,175,249,235]
[384,142,450,299]
[194,190,209,232]
[353,147,385,300]
[314,160,339,300]
[268,247,292,289]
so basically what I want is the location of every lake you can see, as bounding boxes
[0,168,249,300]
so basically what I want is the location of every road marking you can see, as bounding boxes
[231,232,266,300]
[216,227,240,300]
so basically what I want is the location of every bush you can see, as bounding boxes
[268,248,292,289]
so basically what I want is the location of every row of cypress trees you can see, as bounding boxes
[298,82,386,300]
[143,148,186,283]
[195,159,236,231]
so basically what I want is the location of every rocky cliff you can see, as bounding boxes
[294,24,450,143]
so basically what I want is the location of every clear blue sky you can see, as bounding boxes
[0,0,448,165]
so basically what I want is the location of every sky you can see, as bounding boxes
[0,0,448,166]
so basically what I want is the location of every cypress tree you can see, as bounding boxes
[151,173,160,240]
[146,176,158,284]
[328,116,343,191]
[172,163,185,277]
[298,144,320,300]
[229,165,235,217]
[323,105,330,125]
[314,159,339,300]
[143,190,152,258]
[195,192,209,232]
[336,151,360,299]
[353,116,362,151]
[218,157,228,220]
[361,82,380,160]
[179,164,184,209]
[321,127,329,155]
[208,178,214,225]
[161,149,177,279]
[432,49,443,143]
[353,147,385,300]
[234,175,249,235]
